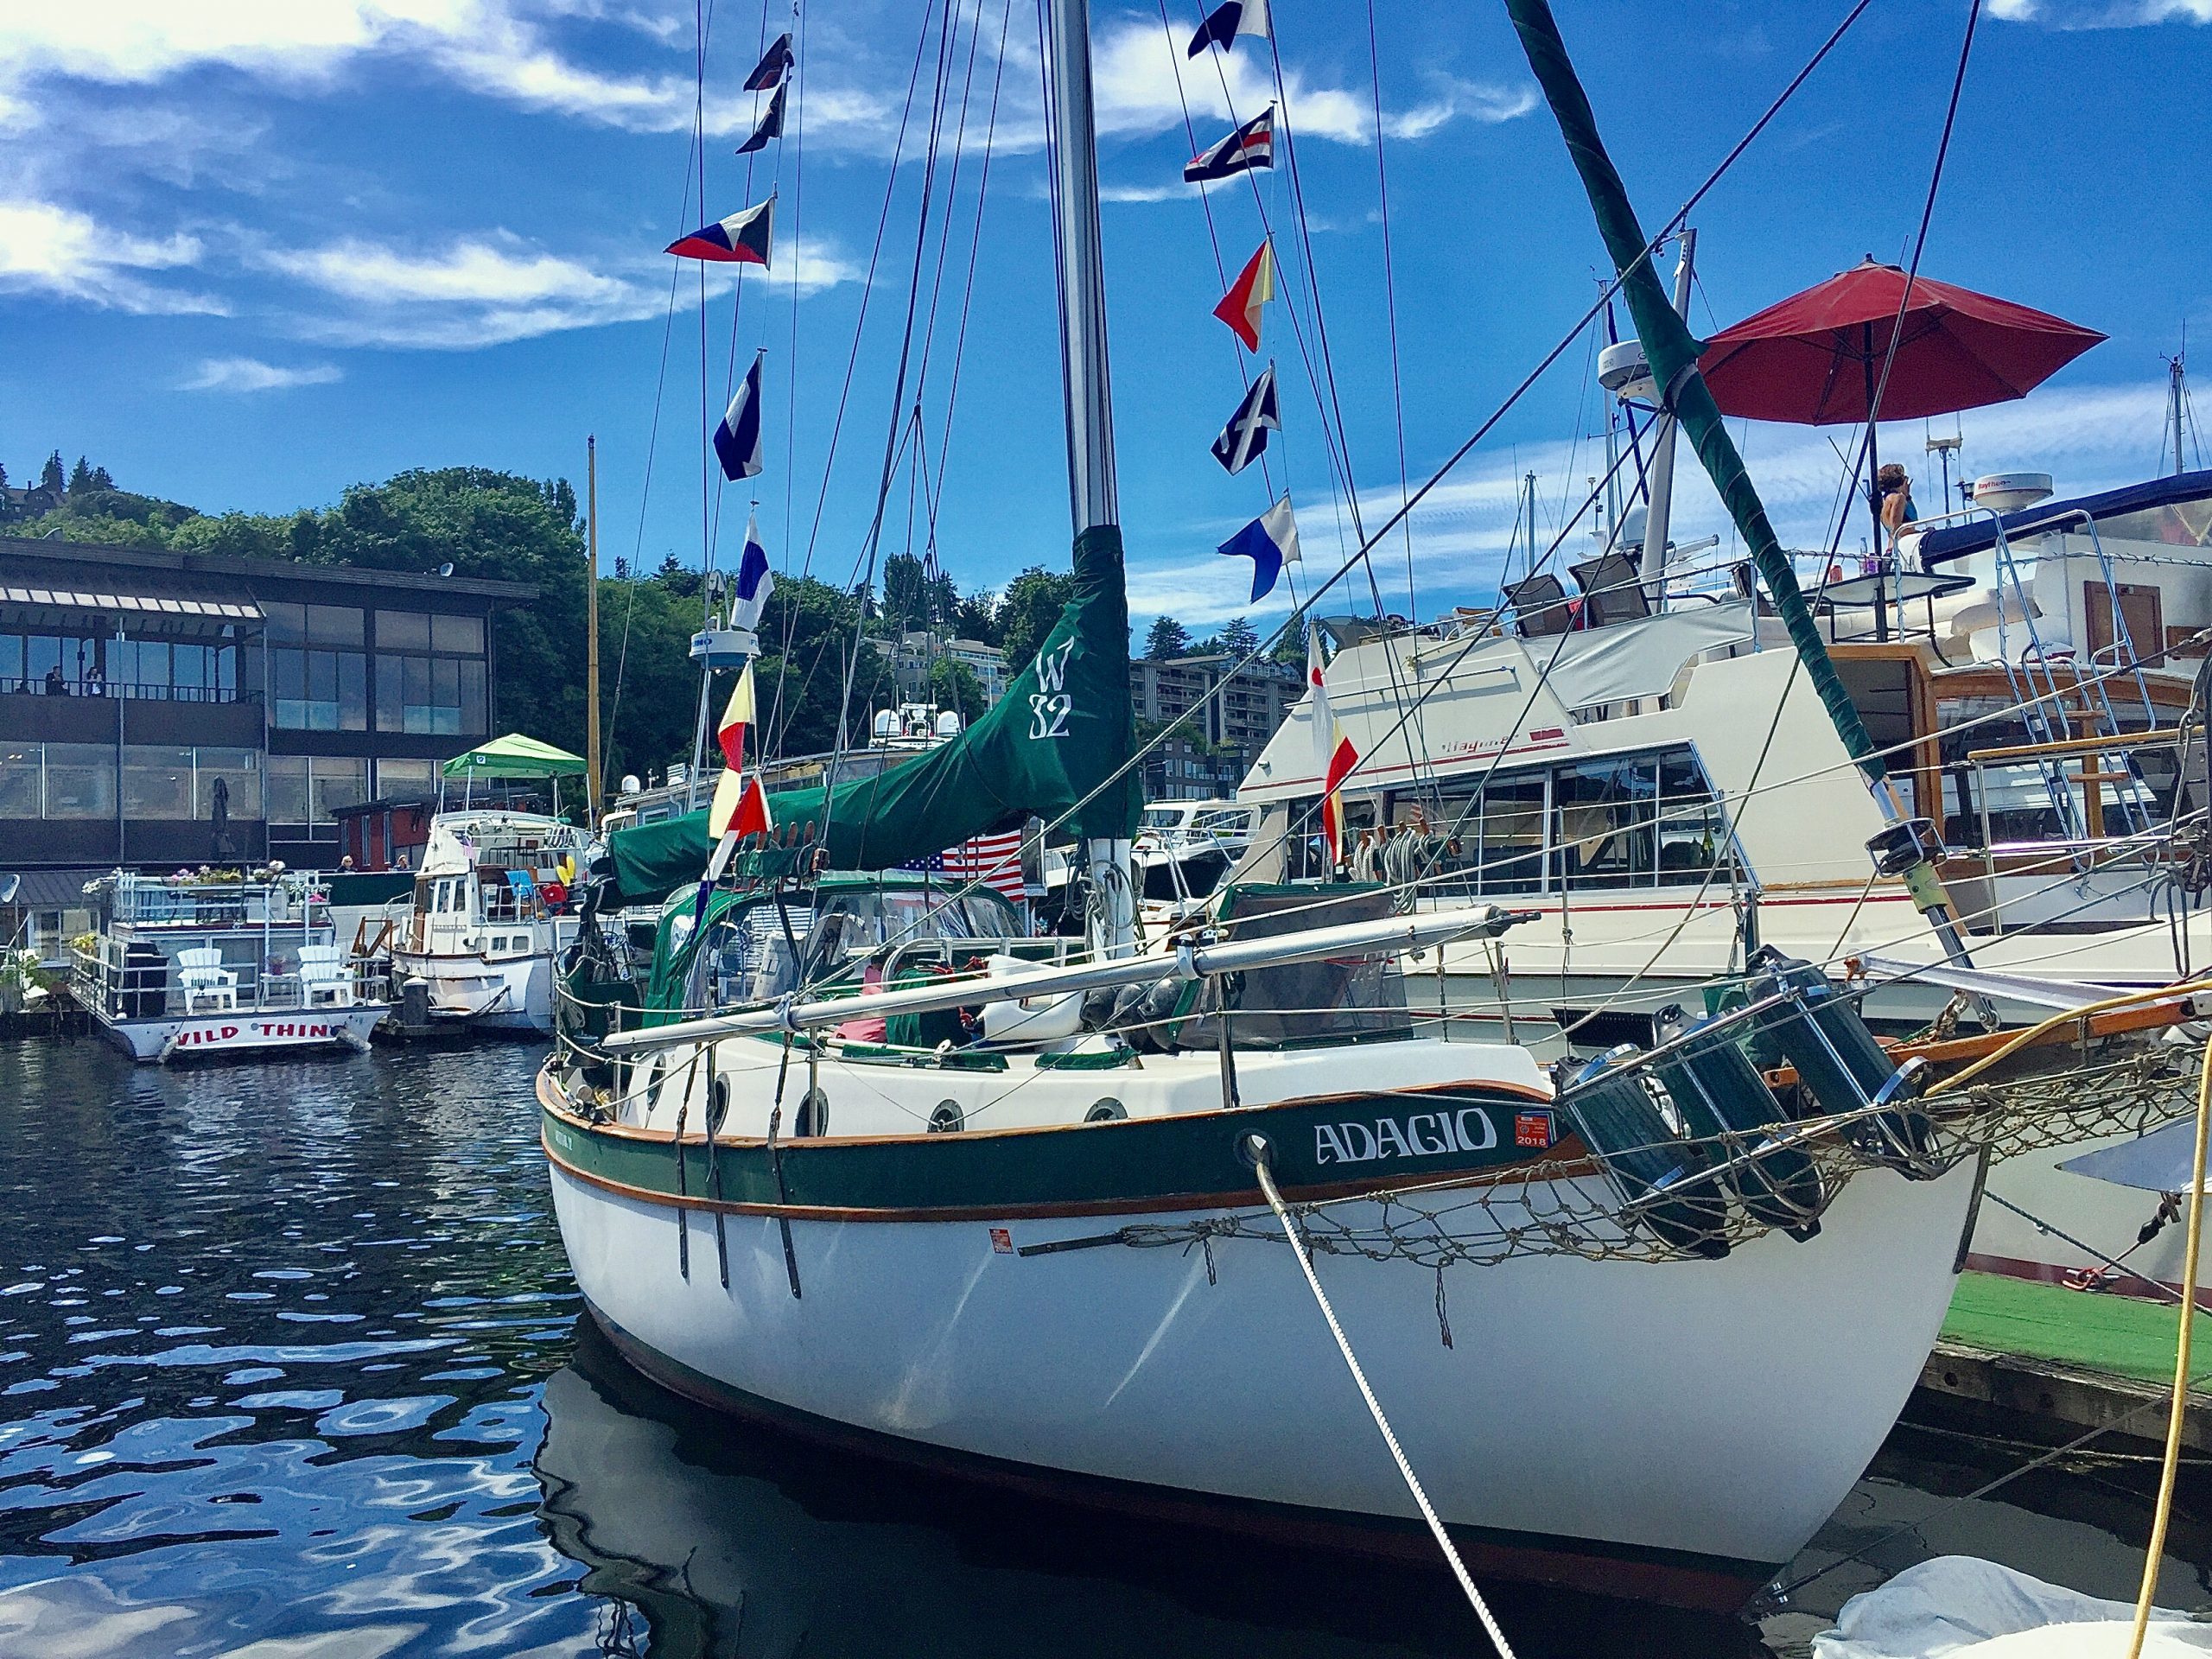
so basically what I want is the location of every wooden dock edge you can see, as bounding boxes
[1911,1339,2212,1453]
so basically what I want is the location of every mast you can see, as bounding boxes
[586,435,602,826]
[2171,352,2189,477]
[1042,0,1135,955]
[1504,0,1979,969]
[1637,228,1695,608]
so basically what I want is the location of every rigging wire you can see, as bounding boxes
[823,0,966,810]
[1363,0,1417,628]
[762,3,944,753]
[728,0,1889,949]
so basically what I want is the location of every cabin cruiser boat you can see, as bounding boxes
[72,869,385,1062]
[388,810,587,1033]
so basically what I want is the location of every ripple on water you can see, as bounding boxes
[0,1042,594,1656]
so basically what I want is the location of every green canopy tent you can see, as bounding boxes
[441,733,588,817]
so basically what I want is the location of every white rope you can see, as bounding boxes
[1249,1147,1519,1659]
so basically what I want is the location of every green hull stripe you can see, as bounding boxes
[541,1073,1558,1218]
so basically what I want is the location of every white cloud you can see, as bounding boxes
[262,230,651,347]
[180,356,344,391]
[1992,0,2210,22]
[1099,182,1183,204]
[0,2,1532,154]
[1382,77,1538,141]
[1089,15,1533,150]
[256,226,861,348]
[0,196,222,314]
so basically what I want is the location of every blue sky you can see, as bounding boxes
[2,0,2208,642]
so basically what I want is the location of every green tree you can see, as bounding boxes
[925,656,986,724]
[1143,615,1190,659]
[995,566,1077,671]
[40,453,64,494]
[880,552,930,629]
[67,457,93,493]
[951,589,998,644]
[1272,611,1308,668]
[0,461,10,490]
[1219,616,1261,658]
[88,465,114,491]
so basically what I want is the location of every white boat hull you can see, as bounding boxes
[549,1149,1974,1607]
[93,1004,385,1064]
[391,948,555,1033]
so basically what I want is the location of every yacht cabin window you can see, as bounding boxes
[1286,743,1735,896]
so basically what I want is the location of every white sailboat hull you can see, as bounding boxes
[549,1152,1973,1607]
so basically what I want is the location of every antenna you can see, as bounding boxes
[1925,429,1964,512]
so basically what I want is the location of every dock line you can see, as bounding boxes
[1245,1134,1518,1659]
[2127,1027,2212,1657]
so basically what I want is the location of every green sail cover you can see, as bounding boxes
[608,523,1141,904]
[1503,0,1886,788]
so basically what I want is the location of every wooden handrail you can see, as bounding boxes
[1966,727,2183,766]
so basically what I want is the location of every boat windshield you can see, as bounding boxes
[679,882,1026,1014]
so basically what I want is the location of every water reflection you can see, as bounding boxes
[537,1318,1762,1659]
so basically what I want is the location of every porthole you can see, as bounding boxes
[928,1100,964,1134]
[1085,1098,1127,1123]
[793,1087,830,1138]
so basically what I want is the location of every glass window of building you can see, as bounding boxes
[430,613,483,654]
[273,648,367,729]
[42,744,116,818]
[306,605,365,647]
[0,635,21,691]
[377,758,438,798]
[267,754,309,823]
[197,749,263,819]
[123,747,194,818]
[0,745,37,817]
[26,635,60,687]
[378,610,431,652]
[309,757,369,823]
[262,601,307,645]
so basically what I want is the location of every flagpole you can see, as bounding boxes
[586,435,602,826]
[1042,0,1135,957]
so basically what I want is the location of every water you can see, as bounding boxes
[0,1039,2204,1657]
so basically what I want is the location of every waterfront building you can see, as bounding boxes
[889,629,1009,708]
[1128,652,1300,790]
[0,537,534,899]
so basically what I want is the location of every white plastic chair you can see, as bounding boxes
[298,944,353,1008]
[175,946,238,1013]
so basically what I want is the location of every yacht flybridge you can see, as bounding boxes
[535,0,2183,1618]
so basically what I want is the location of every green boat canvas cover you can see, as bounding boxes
[442,733,589,780]
[609,524,1141,905]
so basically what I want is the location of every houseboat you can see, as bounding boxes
[72,870,385,1063]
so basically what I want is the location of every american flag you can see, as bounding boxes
[905,830,1027,903]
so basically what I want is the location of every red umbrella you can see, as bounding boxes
[1698,257,2105,424]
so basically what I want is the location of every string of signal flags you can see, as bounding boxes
[1180,0,1301,604]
